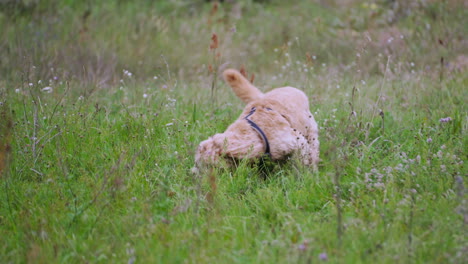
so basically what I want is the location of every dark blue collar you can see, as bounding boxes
[244,107,271,156]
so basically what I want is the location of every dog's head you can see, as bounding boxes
[195,133,226,166]
[194,106,303,169]
[194,119,266,168]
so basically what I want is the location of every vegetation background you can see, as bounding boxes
[0,0,466,263]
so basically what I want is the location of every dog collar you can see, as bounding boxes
[244,107,271,156]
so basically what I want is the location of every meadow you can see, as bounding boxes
[0,0,467,263]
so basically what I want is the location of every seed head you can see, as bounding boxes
[210,33,218,50]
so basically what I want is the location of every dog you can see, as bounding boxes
[195,69,319,170]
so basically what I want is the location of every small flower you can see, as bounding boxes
[15,89,20,93]
[143,93,148,98]
[153,76,158,80]
[427,138,432,143]
[191,166,199,174]
[319,252,328,261]
[41,87,53,93]
[162,85,168,89]
[123,69,132,77]
[440,165,446,172]
[166,123,173,126]
[29,83,34,86]
[298,243,307,251]
[439,117,452,123]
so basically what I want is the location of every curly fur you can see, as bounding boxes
[195,69,319,169]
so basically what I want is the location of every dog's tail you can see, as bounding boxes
[223,69,263,103]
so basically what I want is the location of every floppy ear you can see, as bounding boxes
[214,129,264,160]
[195,130,262,169]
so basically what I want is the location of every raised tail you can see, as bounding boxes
[223,69,263,103]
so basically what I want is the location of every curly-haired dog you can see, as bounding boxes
[195,69,319,169]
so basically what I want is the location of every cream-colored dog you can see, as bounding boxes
[195,69,319,169]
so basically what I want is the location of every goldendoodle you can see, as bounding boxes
[195,69,319,169]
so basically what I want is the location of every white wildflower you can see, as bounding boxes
[41,87,53,93]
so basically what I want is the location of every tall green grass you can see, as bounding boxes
[1,0,467,263]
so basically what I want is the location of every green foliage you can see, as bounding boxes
[1,0,467,263]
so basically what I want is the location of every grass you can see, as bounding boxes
[0,0,467,263]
